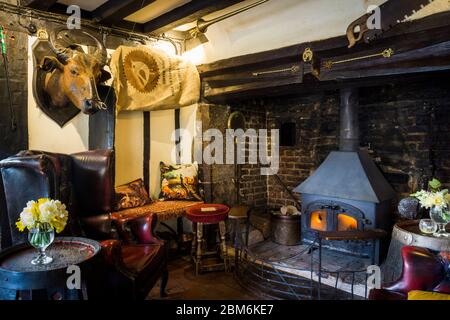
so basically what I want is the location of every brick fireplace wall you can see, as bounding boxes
[359,79,450,198]
[0,0,29,249]
[203,76,450,213]
[198,102,268,211]
[0,0,28,160]
[265,93,339,209]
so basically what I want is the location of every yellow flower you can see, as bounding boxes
[16,220,25,232]
[16,198,68,233]
[433,196,444,206]
[445,194,450,204]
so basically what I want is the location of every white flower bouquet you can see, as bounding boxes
[16,198,69,264]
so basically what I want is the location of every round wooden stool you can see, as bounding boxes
[186,204,229,275]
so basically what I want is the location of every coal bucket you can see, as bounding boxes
[271,212,301,246]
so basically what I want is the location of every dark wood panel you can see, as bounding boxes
[22,0,58,11]
[143,0,246,35]
[174,109,181,165]
[88,86,116,150]
[45,3,145,33]
[143,111,150,192]
[46,3,94,19]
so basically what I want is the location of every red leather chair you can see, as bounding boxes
[369,246,450,300]
[0,149,168,300]
[99,214,168,299]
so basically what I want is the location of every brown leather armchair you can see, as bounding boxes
[0,149,168,300]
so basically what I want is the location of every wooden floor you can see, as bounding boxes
[239,240,372,298]
[148,255,258,300]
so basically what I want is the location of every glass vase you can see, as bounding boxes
[429,206,450,238]
[28,223,55,265]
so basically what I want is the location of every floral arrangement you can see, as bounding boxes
[411,179,450,211]
[16,198,68,233]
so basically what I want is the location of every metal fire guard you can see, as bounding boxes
[232,220,379,300]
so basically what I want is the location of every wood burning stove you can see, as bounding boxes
[294,88,396,262]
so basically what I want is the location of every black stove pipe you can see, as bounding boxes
[339,88,360,152]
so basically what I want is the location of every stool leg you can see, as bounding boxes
[233,219,240,274]
[219,221,228,272]
[196,223,203,276]
[191,222,197,257]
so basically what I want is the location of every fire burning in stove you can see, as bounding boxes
[337,214,358,231]
[310,210,327,231]
[309,210,358,232]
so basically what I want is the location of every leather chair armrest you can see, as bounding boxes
[114,213,165,245]
[81,214,117,240]
[382,246,446,294]
[100,239,122,266]
[99,240,135,281]
[368,288,407,300]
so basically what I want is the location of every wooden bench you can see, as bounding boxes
[111,200,203,222]
[111,200,204,248]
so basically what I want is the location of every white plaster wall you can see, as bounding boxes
[114,111,144,186]
[179,104,197,163]
[148,104,197,199]
[149,109,176,199]
[182,0,449,65]
[183,0,384,64]
[27,36,90,153]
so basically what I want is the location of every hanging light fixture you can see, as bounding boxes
[185,0,270,51]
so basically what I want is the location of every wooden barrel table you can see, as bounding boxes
[0,237,101,300]
[382,220,450,283]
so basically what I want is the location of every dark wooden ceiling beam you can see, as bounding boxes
[143,0,246,35]
[92,0,156,25]
[22,0,58,11]
[44,3,145,34]
[199,11,450,103]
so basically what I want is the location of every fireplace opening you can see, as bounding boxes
[337,214,358,231]
[307,203,361,233]
[310,210,327,231]
[280,121,296,146]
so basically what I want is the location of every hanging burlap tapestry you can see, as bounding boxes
[110,45,200,112]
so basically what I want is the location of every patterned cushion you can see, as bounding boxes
[159,162,203,201]
[114,179,151,211]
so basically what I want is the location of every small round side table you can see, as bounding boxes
[383,220,450,283]
[186,204,230,275]
[0,237,101,300]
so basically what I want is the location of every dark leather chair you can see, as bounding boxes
[0,149,168,300]
[369,246,450,300]
[0,150,77,247]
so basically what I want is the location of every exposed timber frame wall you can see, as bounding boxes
[197,10,450,215]
[198,11,450,103]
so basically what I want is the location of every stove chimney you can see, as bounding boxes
[340,88,359,152]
